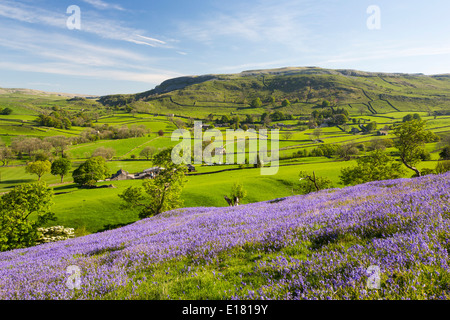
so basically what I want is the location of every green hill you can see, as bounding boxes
[99,67,450,117]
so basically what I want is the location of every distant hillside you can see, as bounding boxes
[0,87,98,99]
[98,67,450,116]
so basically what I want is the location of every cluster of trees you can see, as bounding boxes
[75,124,149,144]
[98,94,135,108]
[37,112,72,130]
[24,157,71,183]
[298,119,444,193]
[261,111,294,122]
[35,106,102,129]
[1,136,71,164]
[310,107,349,127]
[402,113,421,122]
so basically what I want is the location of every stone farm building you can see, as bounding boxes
[107,167,163,181]
[107,164,195,181]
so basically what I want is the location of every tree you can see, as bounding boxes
[72,156,110,187]
[282,131,293,140]
[250,97,262,108]
[245,114,254,124]
[0,107,13,115]
[51,158,72,183]
[25,160,51,181]
[339,149,405,186]
[337,143,359,160]
[118,148,187,218]
[321,100,330,108]
[92,147,116,160]
[439,146,450,160]
[158,129,165,136]
[0,182,55,251]
[281,99,291,107]
[11,137,46,160]
[333,114,348,125]
[224,182,247,206]
[312,127,323,141]
[298,171,333,194]
[435,160,450,174]
[365,121,377,132]
[140,146,157,160]
[129,125,148,138]
[0,146,13,166]
[393,120,437,177]
[45,136,70,157]
[403,113,421,122]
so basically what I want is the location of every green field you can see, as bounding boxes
[1,67,449,236]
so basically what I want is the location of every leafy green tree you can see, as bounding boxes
[393,120,437,177]
[365,121,377,132]
[403,113,422,122]
[439,146,450,160]
[72,156,110,187]
[339,149,405,186]
[224,182,247,206]
[0,107,13,115]
[0,182,55,251]
[118,148,187,218]
[51,158,72,183]
[321,100,330,108]
[220,115,231,124]
[250,97,262,108]
[298,171,333,194]
[333,114,348,125]
[25,160,51,181]
[281,99,291,107]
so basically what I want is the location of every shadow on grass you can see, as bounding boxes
[0,179,34,188]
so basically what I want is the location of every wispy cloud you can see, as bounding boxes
[0,0,169,48]
[80,0,125,11]
[0,22,181,85]
[179,0,318,51]
[322,44,450,65]
[0,60,182,84]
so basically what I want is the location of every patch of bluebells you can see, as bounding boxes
[0,172,449,299]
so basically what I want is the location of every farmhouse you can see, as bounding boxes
[109,169,135,181]
[377,130,389,136]
[134,167,164,179]
[108,167,165,181]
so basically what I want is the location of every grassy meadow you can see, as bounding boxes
[0,68,449,237]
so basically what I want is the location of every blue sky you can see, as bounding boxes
[1,0,450,95]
